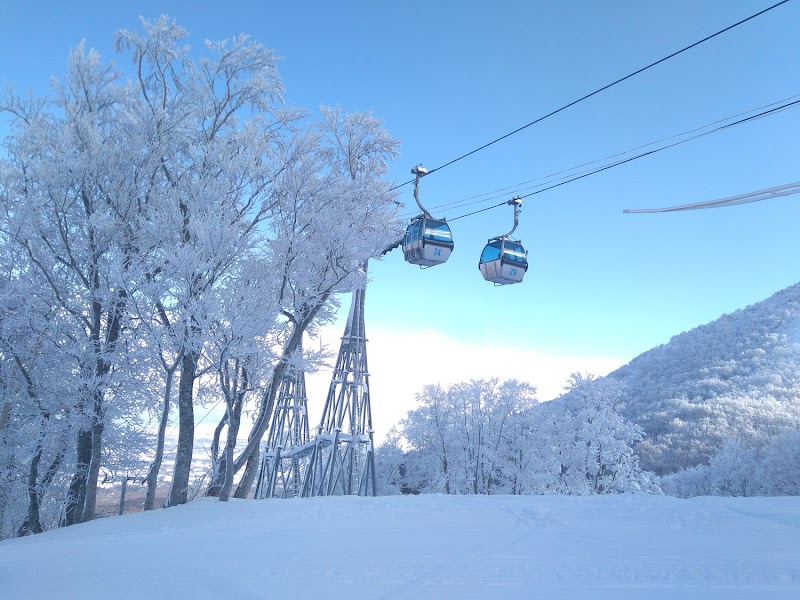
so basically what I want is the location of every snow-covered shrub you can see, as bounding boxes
[760,428,800,495]
[660,465,714,498]
[661,428,800,497]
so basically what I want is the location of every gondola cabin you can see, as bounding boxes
[479,239,528,285]
[402,216,454,267]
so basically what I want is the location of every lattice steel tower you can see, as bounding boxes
[254,347,311,499]
[302,284,377,497]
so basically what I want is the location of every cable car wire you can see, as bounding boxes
[399,93,800,219]
[624,181,800,213]
[389,0,792,192]
[444,98,800,222]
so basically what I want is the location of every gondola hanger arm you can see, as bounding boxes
[501,197,522,239]
[411,165,433,219]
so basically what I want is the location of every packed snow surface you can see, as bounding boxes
[1,494,798,599]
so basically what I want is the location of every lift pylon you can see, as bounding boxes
[301,280,377,497]
[254,346,311,499]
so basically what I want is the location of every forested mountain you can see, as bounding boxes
[380,286,800,496]
[606,283,800,474]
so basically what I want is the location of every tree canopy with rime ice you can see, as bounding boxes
[0,15,403,538]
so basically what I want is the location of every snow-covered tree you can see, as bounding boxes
[112,17,301,507]
[201,258,278,502]
[760,428,800,495]
[540,374,657,495]
[662,428,800,498]
[0,269,75,536]
[1,14,403,532]
[396,376,656,497]
[228,107,402,499]
[398,379,537,495]
[373,431,406,496]
[1,41,165,524]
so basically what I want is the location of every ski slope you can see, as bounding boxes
[1,494,798,599]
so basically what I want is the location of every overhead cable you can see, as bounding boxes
[445,98,800,222]
[390,0,792,192]
[623,181,800,213]
[400,93,800,219]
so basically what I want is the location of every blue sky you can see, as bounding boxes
[2,1,799,415]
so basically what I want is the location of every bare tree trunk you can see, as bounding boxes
[474,427,482,495]
[81,406,104,521]
[40,449,64,491]
[210,413,227,467]
[0,401,9,432]
[24,430,45,535]
[20,437,63,536]
[21,424,64,536]
[231,357,287,475]
[63,428,92,526]
[79,287,124,522]
[212,363,248,501]
[11,360,46,534]
[204,416,227,497]
[210,411,242,500]
[168,350,198,507]
[233,449,259,499]
[218,436,238,502]
[207,422,231,498]
[144,368,175,510]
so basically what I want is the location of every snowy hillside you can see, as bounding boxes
[1,494,798,599]
[606,283,800,473]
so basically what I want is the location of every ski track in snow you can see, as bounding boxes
[0,494,798,599]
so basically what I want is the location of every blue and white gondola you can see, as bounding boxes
[402,216,453,267]
[478,238,528,284]
[478,198,528,285]
[402,165,454,268]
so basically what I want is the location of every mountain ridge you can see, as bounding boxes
[605,283,800,473]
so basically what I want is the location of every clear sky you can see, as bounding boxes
[2,1,799,433]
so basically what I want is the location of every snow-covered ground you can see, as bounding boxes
[1,494,798,599]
